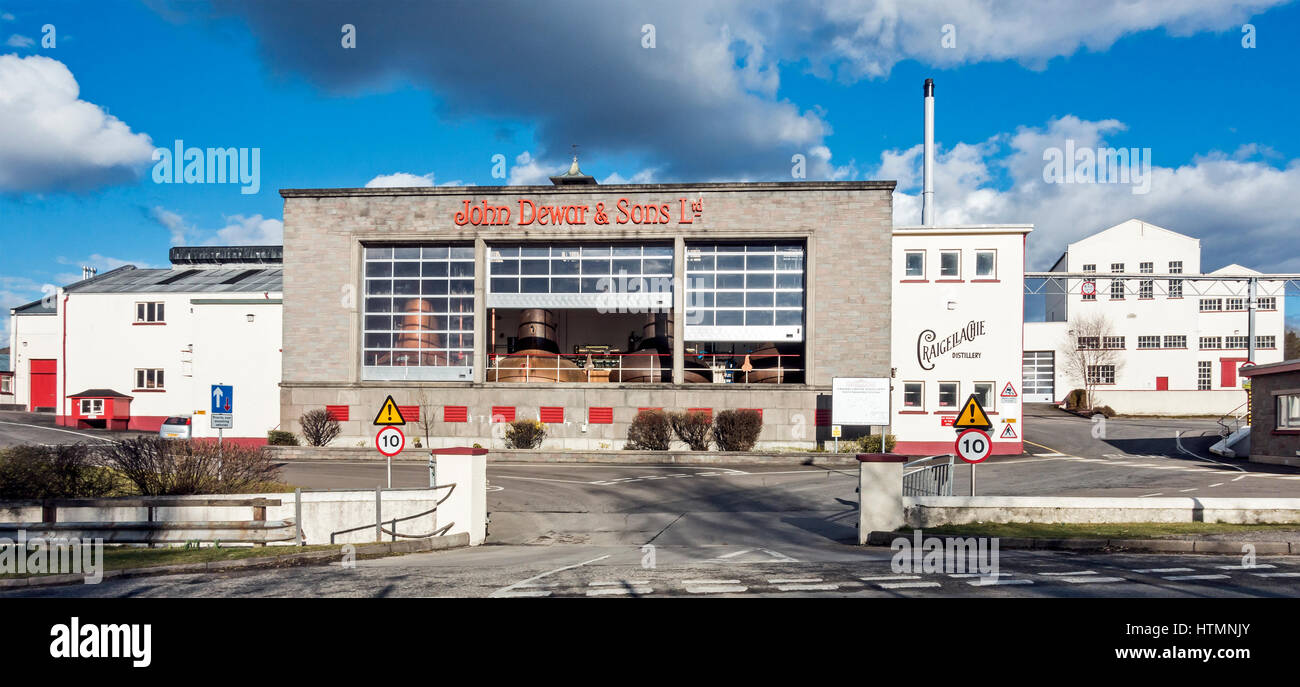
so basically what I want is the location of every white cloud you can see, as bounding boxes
[0,55,155,192]
[874,115,1300,273]
[601,168,659,185]
[506,151,554,186]
[150,205,193,244]
[365,172,434,188]
[5,33,32,47]
[211,214,283,245]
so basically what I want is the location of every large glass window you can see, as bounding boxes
[487,243,672,310]
[363,244,475,381]
[685,241,804,341]
[1278,394,1300,430]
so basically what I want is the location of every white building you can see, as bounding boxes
[890,224,1031,455]
[7,246,284,444]
[1024,219,1283,415]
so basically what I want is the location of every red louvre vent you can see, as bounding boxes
[492,406,516,422]
[686,407,712,418]
[443,406,468,423]
[325,405,350,422]
[539,406,564,423]
[398,406,419,422]
[814,409,831,426]
[588,407,613,424]
[739,408,763,419]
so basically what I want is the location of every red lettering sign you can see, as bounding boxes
[453,197,702,228]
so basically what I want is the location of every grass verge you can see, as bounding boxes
[1,543,355,579]
[899,522,1300,539]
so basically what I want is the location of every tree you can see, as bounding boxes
[299,409,341,447]
[1060,312,1125,410]
[1286,329,1300,360]
[416,389,438,447]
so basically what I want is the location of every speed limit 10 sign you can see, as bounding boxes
[375,426,406,457]
[955,428,991,464]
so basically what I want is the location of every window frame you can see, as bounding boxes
[1197,361,1212,390]
[903,250,926,279]
[79,398,104,415]
[134,368,165,391]
[973,250,996,279]
[134,301,166,324]
[937,381,959,409]
[1277,394,1300,430]
[938,250,961,279]
[973,381,995,412]
[902,381,924,410]
[1086,364,1116,385]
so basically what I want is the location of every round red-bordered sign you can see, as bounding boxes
[955,428,991,464]
[375,426,405,457]
[1081,280,1096,297]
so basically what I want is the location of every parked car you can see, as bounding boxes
[159,415,193,440]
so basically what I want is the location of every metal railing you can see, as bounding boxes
[0,497,294,545]
[1216,400,1250,437]
[301,484,457,545]
[486,351,804,383]
[903,454,954,497]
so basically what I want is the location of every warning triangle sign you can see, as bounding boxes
[373,395,406,426]
[1001,382,1018,398]
[953,395,992,431]
[1000,423,1018,439]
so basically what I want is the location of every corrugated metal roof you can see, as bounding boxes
[11,298,55,314]
[65,267,283,294]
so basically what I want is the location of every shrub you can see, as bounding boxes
[299,409,341,447]
[1094,405,1117,418]
[0,443,122,499]
[669,410,712,451]
[625,409,673,450]
[855,434,898,454]
[713,409,763,451]
[504,419,546,449]
[1065,388,1087,410]
[267,430,299,446]
[99,436,283,495]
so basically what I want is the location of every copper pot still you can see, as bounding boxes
[489,308,584,382]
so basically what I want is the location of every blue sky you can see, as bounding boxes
[2,0,1299,340]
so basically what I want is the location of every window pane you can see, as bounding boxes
[940,252,959,277]
[975,251,994,276]
[905,252,923,277]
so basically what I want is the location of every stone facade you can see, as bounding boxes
[279,181,894,449]
[1244,361,1300,466]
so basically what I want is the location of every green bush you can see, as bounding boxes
[266,430,299,446]
[713,409,763,451]
[855,434,898,454]
[504,418,546,449]
[669,410,713,451]
[0,443,122,499]
[625,409,673,450]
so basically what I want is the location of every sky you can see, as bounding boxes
[2,0,1300,342]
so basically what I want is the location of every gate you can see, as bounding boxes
[902,454,954,497]
[1022,350,1055,403]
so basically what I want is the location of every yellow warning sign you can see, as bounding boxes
[953,395,992,431]
[373,395,406,426]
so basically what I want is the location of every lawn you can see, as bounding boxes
[1,543,351,579]
[902,522,1300,539]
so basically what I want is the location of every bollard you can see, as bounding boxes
[856,453,908,545]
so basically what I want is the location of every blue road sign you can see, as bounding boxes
[211,385,233,415]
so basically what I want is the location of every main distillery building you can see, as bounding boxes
[279,162,895,449]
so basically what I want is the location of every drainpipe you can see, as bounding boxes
[61,293,68,426]
[1247,277,1257,364]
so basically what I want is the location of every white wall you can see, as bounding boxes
[8,310,60,411]
[190,300,283,439]
[891,226,1030,454]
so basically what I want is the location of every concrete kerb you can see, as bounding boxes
[0,532,471,589]
[863,530,1299,555]
[266,445,861,465]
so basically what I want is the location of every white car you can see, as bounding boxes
[159,416,193,440]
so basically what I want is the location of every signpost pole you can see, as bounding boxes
[387,454,392,489]
[971,462,976,497]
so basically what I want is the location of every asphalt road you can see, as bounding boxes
[0,410,143,447]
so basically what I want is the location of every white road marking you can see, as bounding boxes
[1139,493,1163,498]
[775,583,840,592]
[1209,483,1224,487]
[1034,452,1065,457]
[1061,576,1126,584]
[1216,564,1275,570]
[1133,567,1194,573]
[587,587,654,596]
[968,578,1034,586]
[490,554,611,598]
[878,581,941,590]
[1163,574,1230,581]
[948,572,1012,578]
[859,575,921,582]
[498,590,553,598]
[760,548,799,563]
[1178,488,1198,492]
[1250,572,1300,578]
[682,579,741,585]
[1039,571,1096,576]
[589,580,650,587]
[767,577,822,584]
[684,585,747,594]
[715,549,753,559]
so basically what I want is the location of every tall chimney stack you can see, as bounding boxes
[921,78,935,226]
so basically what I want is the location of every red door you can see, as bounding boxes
[1155,376,1169,391]
[29,359,56,411]
[1220,358,1248,389]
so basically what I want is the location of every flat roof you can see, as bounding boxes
[281,180,897,198]
[65,267,283,294]
[1241,360,1300,377]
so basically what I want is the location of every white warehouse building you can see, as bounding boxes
[1024,219,1284,415]
[7,246,284,444]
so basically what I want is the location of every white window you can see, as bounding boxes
[1200,298,1222,312]
[1199,336,1222,349]
[365,244,476,380]
[1110,263,1124,273]
[1278,394,1300,430]
[939,251,961,278]
[903,382,924,409]
[974,250,996,278]
[938,382,959,408]
[135,301,165,323]
[685,241,803,339]
[1086,365,1115,385]
[973,382,994,411]
[1103,336,1125,350]
[1258,296,1277,310]
[1226,336,1249,349]
[1169,279,1183,298]
[1164,335,1187,349]
[134,368,165,390]
[1139,280,1153,299]
[1110,278,1125,300]
[0,376,10,394]
[79,398,104,415]
[1168,261,1183,274]
[1138,336,1161,349]
[1077,336,1101,350]
[1226,297,1245,311]
[1139,262,1153,274]
[1257,335,1276,349]
[1082,264,1096,272]
[904,251,925,278]
[1197,361,1212,390]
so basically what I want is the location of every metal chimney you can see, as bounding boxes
[921,78,935,226]
[81,266,97,281]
